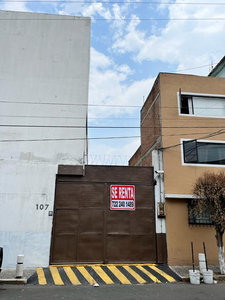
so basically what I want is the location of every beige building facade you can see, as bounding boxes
[130,73,225,265]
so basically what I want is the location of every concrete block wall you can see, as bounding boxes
[0,11,90,268]
[141,78,161,157]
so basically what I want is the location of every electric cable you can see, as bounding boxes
[0,17,225,21]
[0,99,225,109]
[0,124,225,129]
[3,1,225,5]
[0,130,224,142]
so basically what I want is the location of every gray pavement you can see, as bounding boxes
[1,282,225,300]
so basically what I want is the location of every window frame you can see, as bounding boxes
[187,200,213,226]
[181,139,225,167]
[177,92,225,119]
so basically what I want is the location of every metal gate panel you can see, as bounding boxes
[54,209,79,233]
[130,235,155,261]
[80,184,104,207]
[134,184,154,208]
[52,234,77,263]
[51,209,79,263]
[107,210,130,234]
[106,235,130,262]
[79,208,104,234]
[55,183,81,208]
[77,208,104,262]
[130,209,153,234]
[50,165,157,264]
[77,235,103,262]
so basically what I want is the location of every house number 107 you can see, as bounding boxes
[36,204,49,210]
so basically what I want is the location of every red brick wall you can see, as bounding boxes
[141,152,152,166]
[141,76,162,160]
[129,75,162,167]
[129,146,141,166]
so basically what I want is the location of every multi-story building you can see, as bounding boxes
[209,56,225,78]
[0,10,90,268]
[129,71,225,265]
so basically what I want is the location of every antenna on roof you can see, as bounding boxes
[210,60,214,72]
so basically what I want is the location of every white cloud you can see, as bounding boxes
[0,1,30,12]
[89,138,140,165]
[114,64,134,76]
[111,1,225,75]
[82,3,112,19]
[55,2,84,15]
[112,15,146,54]
[89,48,155,119]
[91,47,113,69]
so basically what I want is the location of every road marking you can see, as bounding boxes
[77,267,97,285]
[107,266,131,284]
[136,266,161,283]
[49,266,64,285]
[92,266,114,284]
[148,265,176,282]
[31,264,181,285]
[63,267,81,285]
[123,266,146,284]
[36,268,47,285]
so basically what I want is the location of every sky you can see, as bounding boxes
[1,0,225,165]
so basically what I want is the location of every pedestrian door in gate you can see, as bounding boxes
[50,165,157,264]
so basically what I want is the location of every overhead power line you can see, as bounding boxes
[0,114,222,121]
[173,63,216,73]
[0,100,141,107]
[2,0,225,4]
[159,129,225,150]
[0,130,224,142]
[1,129,224,143]
[1,17,225,21]
[1,100,225,109]
[0,114,140,120]
[0,124,225,129]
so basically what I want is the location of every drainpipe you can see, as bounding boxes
[152,149,167,263]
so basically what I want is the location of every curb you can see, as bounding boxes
[181,275,225,283]
[181,277,190,283]
[0,278,27,285]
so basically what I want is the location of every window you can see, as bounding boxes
[180,95,225,117]
[180,96,193,114]
[187,200,212,225]
[183,140,225,165]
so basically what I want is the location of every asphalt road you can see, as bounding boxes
[1,283,225,300]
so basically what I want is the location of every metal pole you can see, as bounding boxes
[203,242,208,271]
[191,242,195,272]
[0,247,3,273]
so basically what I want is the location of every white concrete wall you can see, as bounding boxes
[0,10,90,267]
[152,150,166,234]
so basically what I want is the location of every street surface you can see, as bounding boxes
[1,283,225,300]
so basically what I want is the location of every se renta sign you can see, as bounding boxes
[110,185,135,211]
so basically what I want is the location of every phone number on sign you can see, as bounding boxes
[111,200,134,208]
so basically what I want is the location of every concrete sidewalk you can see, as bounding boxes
[0,268,36,284]
[170,265,225,282]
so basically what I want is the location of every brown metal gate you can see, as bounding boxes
[50,165,157,264]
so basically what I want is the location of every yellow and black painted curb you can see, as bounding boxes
[27,264,182,285]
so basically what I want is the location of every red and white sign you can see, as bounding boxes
[110,185,135,211]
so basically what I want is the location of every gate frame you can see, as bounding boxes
[49,165,167,265]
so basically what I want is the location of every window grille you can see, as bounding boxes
[187,200,212,225]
